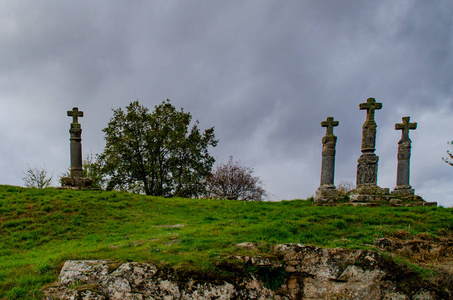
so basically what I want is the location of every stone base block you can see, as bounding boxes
[349,185,389,202]
[391,201,437,207]
[391,187,414,197]
[390,186,428,203]
[61,177,93,189]
[314,186,339,204]
[390,194,428,204]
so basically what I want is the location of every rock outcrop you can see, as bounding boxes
[44,243,452,300]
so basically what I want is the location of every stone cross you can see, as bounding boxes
[395,116,417,143]
[350,98,389,202]
[359,98,382,154]
[315,117,339,203]
[67,107,84,124]
[321,117,339,136]
[392,116,417,196]
[356,98,383,186]
[67,107,84,178]
[360,98,382,123]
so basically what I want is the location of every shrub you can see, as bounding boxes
[337,181,355,197]
[23,166,53,189]
[443,141,453,166]
[205,156,266,201]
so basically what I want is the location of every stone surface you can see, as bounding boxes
[356,154,379,186]
[314,186,339,204]
[58,260,109,286]
[60,177,93,189]
[350,185,390,202]
[391,186,415,197]
[389,199,404,205]
[44,243,452,300]
[235,242,257,249]
[314,117,339,203]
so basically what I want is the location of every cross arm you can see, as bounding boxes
[67,107,84,123]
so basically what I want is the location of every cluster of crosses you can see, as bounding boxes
[314,98,424,204]
[60,102,428,204]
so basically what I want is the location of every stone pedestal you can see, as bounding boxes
[69,124,83,178]
[350,185,390,202]
[351,154,389,202]
[61,176,93,189]
[391,187,415,197]
[315,185,339,203]
[356,154,379,186]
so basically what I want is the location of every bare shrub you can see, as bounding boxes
[205,156,266,201]
[337,181,355,197]
[443,141,453,166]
[23,166,53,188]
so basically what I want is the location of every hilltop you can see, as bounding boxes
[0,185,452,299]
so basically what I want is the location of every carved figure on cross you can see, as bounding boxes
[395,116,417,142]
[321,117,339,136]
[67,107,84,124]
[359,98,382,123]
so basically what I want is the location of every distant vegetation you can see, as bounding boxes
[95,100,218,197]
[0,185,452,299]
[443,140,453,166]
[22,166,53,189]
[205,156,266,201]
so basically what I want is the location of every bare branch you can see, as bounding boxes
[23,166,53,189]
[205,156,266,201]
[443,141,453,166]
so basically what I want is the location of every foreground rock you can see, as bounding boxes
[44,243,452,300]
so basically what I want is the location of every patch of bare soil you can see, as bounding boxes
[375,230,453,282]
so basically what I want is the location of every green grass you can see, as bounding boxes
[0,185,452,299]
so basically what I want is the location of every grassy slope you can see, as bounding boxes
[0,185,452,299]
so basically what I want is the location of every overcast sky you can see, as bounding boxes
[1,1,452,206]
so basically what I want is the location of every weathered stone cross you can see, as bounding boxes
[392,116,417,196]
[315,116,340,203]
[321,117,339,136]
[67,107,84,124]
[358,97,383,154]
[395,116,417,142]
[350,97,389,202]
[359,98,382,123]
[61,106,92,189]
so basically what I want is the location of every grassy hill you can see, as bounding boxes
[0,185,452,299]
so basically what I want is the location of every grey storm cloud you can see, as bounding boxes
[0,0,452,205]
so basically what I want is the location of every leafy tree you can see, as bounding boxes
[23,166,53,188]
[97,100,217,197]
[205,156,266,201]
[443,141,453,166]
